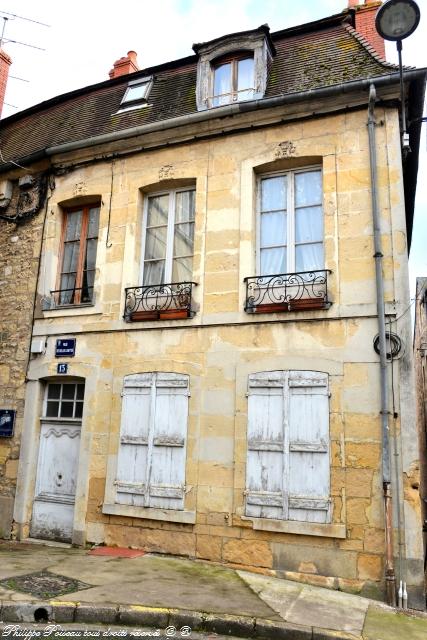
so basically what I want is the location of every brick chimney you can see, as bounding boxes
[348,0,385,59]
[109,51,139,79]
[0,49,12,117]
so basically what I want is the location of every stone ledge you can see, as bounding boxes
[102,502,196,524]
[242,516,346,538]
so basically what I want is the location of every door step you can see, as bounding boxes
[22,537,72,549]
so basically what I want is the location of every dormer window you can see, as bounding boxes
[119,76,152,111]
[194,25,275,112]
[212,54,254,107]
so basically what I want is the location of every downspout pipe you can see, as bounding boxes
[367,83,396,607]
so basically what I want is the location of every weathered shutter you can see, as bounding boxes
[115,372,189,511]
[115,373,152,507]
[149,373,189,510]
[287,371,330,523]
[245,371,286,520]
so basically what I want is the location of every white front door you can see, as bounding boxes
[30,382,84,542]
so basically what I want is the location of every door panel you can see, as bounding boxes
[30,422,80,542]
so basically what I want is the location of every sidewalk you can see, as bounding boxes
[0,541,426,639]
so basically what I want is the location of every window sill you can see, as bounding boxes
[102,502,196,524]
[241,516,346,539]
[41,305,102,319]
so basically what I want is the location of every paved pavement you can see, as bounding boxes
[0,541,426,639]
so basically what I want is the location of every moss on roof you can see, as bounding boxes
[0,19,395,167]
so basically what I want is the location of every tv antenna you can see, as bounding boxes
[0,10,49,51]
[0,10,50,109]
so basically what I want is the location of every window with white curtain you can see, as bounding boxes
[212,55,254,107]
[258,168,323,276]
[141,188,195,285]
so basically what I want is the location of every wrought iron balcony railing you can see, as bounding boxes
[124,281,197,322]
[47,286,94,308]
[244,270,331,314]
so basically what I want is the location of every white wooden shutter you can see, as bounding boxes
[115,372,189,511]
[149,373,189,510]
[115,373,152,507]
[287,371,330,523]
[245,372,286,520]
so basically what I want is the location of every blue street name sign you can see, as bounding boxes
[57,363,68,374]
[0,409,16,437]
[55,338,76,358]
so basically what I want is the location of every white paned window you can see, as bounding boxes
[141,189,195,286]
[212,56,254,107]
[245,370,330,523]
[115,372,189,511]
[258,168,323,275]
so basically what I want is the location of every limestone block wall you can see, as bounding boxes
[15,104,423,605]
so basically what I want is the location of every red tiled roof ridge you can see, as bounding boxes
[344,25,406,71]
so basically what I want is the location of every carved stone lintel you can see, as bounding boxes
[159,165,174,180]
[275,141,296,159]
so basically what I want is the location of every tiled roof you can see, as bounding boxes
[0,15,397,168]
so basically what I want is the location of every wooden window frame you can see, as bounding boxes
[56,204,99,306]
[256,165,323,276]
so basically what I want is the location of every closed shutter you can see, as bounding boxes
[245,370,330,523]
[287,371,330,523]
[149,373,189,510]
[115,372,189,510]
[246,372,286,519]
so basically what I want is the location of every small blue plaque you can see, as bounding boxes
[57,363,68,374]
[55,338,76,358]
[0,410,16,437]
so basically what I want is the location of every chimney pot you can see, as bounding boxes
[109,51,139,79]
[348,0,360,7]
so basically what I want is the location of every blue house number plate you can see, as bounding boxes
[57,363,68,374]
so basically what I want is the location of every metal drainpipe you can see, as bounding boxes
[367,83,396,607]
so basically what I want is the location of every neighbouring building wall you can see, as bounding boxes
[0,175,46,538]
[13,105,424,607]
[415,278,427,569]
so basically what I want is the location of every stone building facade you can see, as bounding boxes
[0,1,426,609]
[0,173,48,537]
